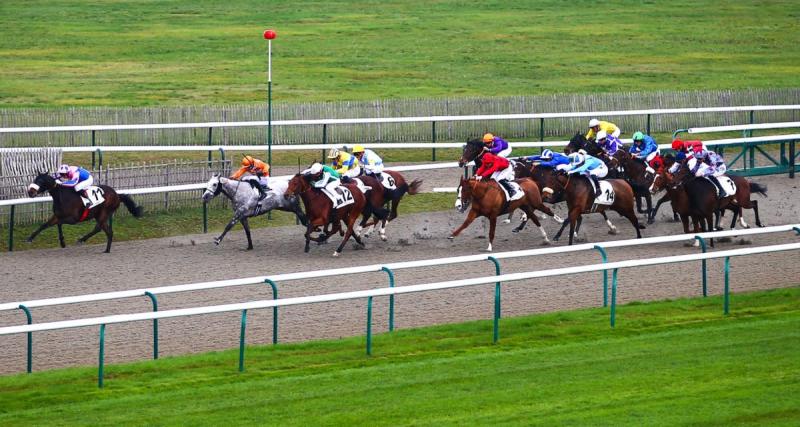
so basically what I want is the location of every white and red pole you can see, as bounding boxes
[263,29,277,165]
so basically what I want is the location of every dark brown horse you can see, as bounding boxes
[449,176,555,251]
[356,170,423,240]
[609,150,658,220]
[649,166,695,235]
[541,171,644,245]
[26,173,143,253]
[285,174,367,256]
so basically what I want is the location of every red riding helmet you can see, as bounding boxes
[692,141,704,153]
[671,139,684,151]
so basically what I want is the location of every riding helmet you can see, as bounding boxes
[482,133,494,143]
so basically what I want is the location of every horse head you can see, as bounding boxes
[27,172,56,198]
[285,173,310,199]
[459,138,485,167]
[541,169,568,203]
[201,174,222,202]
[565,132,587,154]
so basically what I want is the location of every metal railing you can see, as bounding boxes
[2,224,798,375]
[1,240,798,387]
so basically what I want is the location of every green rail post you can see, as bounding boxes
[207,127,213,167]
[790,140,796,179]
[794,226,800,235]
[646,114,651,135]
[381,267,395,332]
[264,279,279,344]
[96,149,103,169]
[144,292,159,359]
[202,202,208,233]
[8,204,14,252]
[694,236,708,297]
[366,296,373,356]
[539,118,545,142]
[239,309,248,372]
[487,256,501,343]
[672,128,688,139]
[610,268,619,328]
[322,124,327,162]
[218,147,225,163]
[19,305,32,373]
[91,130,97,169]
[748,110,755,137]
[593,245,609,307]
[98,324,106,388]
[431,121,437,161]
[723,257,731,315]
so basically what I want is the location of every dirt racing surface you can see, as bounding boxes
[0,168,798,375]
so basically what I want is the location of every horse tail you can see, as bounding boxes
[407,179,423,195]
[748,182,767,197]
[120,194,144,218]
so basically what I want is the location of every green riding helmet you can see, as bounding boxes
[632,131,645,142]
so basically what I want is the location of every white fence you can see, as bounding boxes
[1,239,798,387]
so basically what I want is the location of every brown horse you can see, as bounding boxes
[357,170,423,240]
[649,166,695,235]
[26,172,143,253]
[609,150,661,221]
[449,176,555,251]
[542,171,644,245]
[285,174,367,257]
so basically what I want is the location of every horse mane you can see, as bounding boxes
[466,138,484,148]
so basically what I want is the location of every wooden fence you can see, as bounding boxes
[1,88,797,148]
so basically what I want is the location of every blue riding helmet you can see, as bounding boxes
[541,149,554,159]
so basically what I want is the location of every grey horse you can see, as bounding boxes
[201,174,307,249]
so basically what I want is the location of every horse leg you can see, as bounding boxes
[635,195,646,214]
[293,201,308,226]
[241,217,253,250]
[617,205,642,239]
[567,211,580,246]
[99,215,113,253]
[752,200,763,227]
[552,213,571,242]
[333,210,359,257]
[57,223,66,248]
[449,210,479,239]
[77,223,102,245]
[502,212,513,224]
[522,205,549,244]
[736,206,749,229]
[483,215,498,252]
[648,194,669,224]
[575,216,583,240]
[600,211,618,235]
[215,213,243,246]
[643,193,653,219]
[714,209,723,231]
[26,215,59,243]
[303,222,314,253]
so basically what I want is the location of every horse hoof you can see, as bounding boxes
[75,240,84,246]
[380,235,388,242]
[332,251,340,257]
[541,239,551,246]
[608,228,618,235]
[512,229,520,234]
[447,236,455,240]
[213,239,221,246]
[647,218,655,225]
[502,219,511,224]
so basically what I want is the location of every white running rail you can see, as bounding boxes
[688,121,800,134]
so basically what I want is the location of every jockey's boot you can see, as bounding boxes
[709,176,727,198]
[591,176,602,198]
[341,176,353,184]
[256,184,267,201]
[79,190,91,207]
[499,179,516,199]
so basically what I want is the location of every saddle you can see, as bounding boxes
[321,186,356,209]
[81,186,105,209]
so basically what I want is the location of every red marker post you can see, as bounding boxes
[263,29,277,165]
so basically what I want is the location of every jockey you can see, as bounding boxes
[596,130,623,157]
[690,144,730,198]
[231,156,270,200]
[527,148,571,171]
[482,133,512,158]
[586,119,621,141]
[352,144,384,178]
[302,162,341,194]
[629,131,660,173]
[327,147,360,177]
[668,139,700,173]
[564,152,608,198]
[474,151,517,199]
[57,164,94,202]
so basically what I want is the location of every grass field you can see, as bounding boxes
[0,287,797,425]
[0,192,455,251]
[1,0,798,107]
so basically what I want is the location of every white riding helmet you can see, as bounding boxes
[596,130,608,140]
[306,163,323,175]
[57,164,70,175]
[569,153,585,165]
[589,119,600,128]
[327,148,340,159]
[541,149,554,159]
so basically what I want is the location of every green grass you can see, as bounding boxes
[0,192,455,251]
[0,287,798,425]
[1,0,798,107]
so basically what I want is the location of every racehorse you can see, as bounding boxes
[458,137,517,224]
[449,176,555,251]
[356,171,423,240]
[564,132,604,157]
[201,174,307,250]
[26,172,143,253]
[609,150,657,220]
[540,171,644,245]
[285,174,367,256]
[649,166,695,235]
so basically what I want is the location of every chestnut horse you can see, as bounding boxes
[285,174,367,257]
[541,171,644,245]
[26,172,143,253]
[449,176,555,251]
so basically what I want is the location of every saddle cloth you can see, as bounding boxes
[322,186,356,209]
[352,178,373,194]
[379,173,397,190]
[594,180,615,205]
[81,186,105,209]
[707,176,736,196]
[497,181,525,203]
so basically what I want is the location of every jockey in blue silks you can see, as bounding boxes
[564,152,608,198]
[527,149,571,170]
